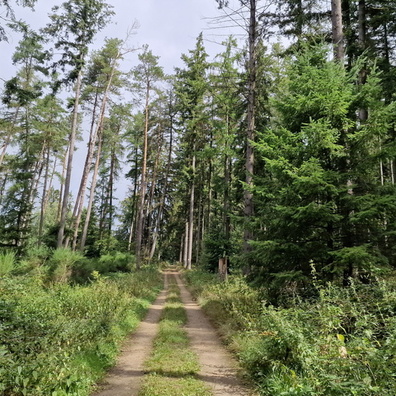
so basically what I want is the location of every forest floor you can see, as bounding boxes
[91,268,255,396]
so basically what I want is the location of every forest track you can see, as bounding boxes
[92,268,255,396]
[173,270,255,396]
[91,273,168,396]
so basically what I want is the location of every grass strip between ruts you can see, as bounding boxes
[139,276,211,396]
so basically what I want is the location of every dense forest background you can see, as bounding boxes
[2,0,396,289]
[3,1,396,395]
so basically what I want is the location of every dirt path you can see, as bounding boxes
[91,274,168,396]
[174,271,254,396]
[92,269,255,396]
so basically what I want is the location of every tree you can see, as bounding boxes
[43,0,114,248]
[215,1,263,268]
[129,45,165,267]
[71,38,124,250]
[0,0,37,41]
[0,24,49,249]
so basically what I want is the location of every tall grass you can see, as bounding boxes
[0,266,162,395]
[0,251,15,275]
[184,269,396,396]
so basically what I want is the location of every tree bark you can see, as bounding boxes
[187,154,196,270]
[57,68,83,247]
[80,130,103,251]
[331,0,345,62]
[72,54,119,250]
[243,0,257,262]
[135,83,150,268]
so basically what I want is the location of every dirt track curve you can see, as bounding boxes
[92,269,255,396]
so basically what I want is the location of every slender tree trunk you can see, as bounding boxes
[184,221,188,268]
[127,146,139,252]
[243,0,257,264]
[70,89,100,249]
[57,69,83,247]
[358,0,368,121]
[72,57,118,250]
[179,234,184,263]
[108,149,116,243]
[187,154,196,270]
[57,147,68,222]
[38,146,51,245]
[146,149,160,258]
[80,132,103,251]
[149,101,174,260]
[331,0,345,62]
[196,190,203,265]
[135,84,150,268]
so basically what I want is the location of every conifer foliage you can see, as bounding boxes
[1,1,396,288]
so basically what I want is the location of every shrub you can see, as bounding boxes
[184,268,396,395]
[97,251,135,273]
[0,267,162,395]
[47,248,83,283]
[0,251,15,276]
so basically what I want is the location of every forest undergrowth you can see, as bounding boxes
[0,249,162,396]
[184,269,396,396]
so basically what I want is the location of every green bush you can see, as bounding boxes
[98,251,135,273]
[0,251,15,275]
[47,248,83,284]
[184,269,396,395]
[0,266,162,395]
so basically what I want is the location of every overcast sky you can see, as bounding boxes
[1,0,245,79]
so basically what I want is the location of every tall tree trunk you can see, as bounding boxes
[146,146,160,258]
[127,146,139,252]
[38,146,51,245]
[149,99,175,260]
[135,84,150,268]
[72,56,118,250]
[108,148,116,244]
[243,0,257,263]
[80,130,103,251]
[184,221,188,268]
[70,89,100,249]
[187,154,196,270]
[57,69,83,247]
[57,147,68,222]
[358,0,368,121]
[331,0,345,62]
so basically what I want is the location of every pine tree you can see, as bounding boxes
[71,38,124,250]
[0,24,49,250]
[129,45,165,267]
[43,0,114,248]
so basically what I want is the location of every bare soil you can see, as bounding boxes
[91,269,256,396]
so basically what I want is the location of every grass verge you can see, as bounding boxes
[183,268,396,396]
[139,276,211,396]
[0,266,162,396]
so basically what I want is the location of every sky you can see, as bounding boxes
[0,0,246,202]
[1,0,245,78]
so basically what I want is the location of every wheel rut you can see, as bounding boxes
[92,268,255,396]
[91,273,168,396]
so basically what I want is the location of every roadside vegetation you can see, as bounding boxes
[0,248,162,396]
[140,276,211,396]
[184,269,396,396]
